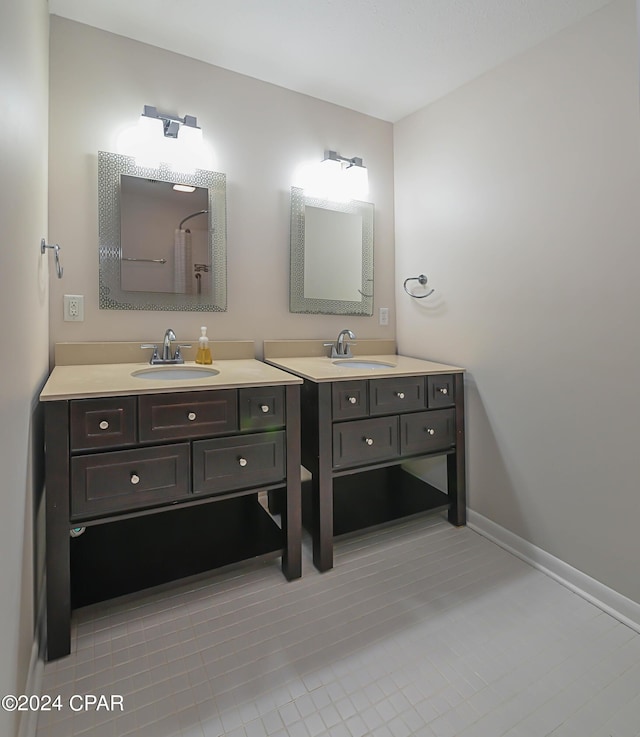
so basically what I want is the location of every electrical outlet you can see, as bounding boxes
[379,307,389,326]
[64,294,84,322]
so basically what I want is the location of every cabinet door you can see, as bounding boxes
[400,409,455,456]
[239,387,285,430]
[332,416,399,469]
[332,380,368,420]
[139,390,237,441]
[427,375,455,407]
[70,396,137,451]
[369,376,426,416]
[71,444,190,519]
[193,431,286,495]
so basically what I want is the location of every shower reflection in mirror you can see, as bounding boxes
[119,176,210,296]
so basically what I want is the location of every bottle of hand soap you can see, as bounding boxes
[195,326,212,365]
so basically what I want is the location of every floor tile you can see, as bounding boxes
[36,515,640,737]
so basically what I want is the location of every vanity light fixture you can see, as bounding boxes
[319,150,369,201]
[173,184,197,193]
[322,150,365,170]
[132,105,207,174]
[141,105,201,140]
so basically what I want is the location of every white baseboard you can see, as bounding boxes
[467,510,640,634]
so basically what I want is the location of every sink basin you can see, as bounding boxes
[332,359,396,370]
[132,366,220,380]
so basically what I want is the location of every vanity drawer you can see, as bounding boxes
[369,376,426,416]
[139,390,238,442]
[332,380,368,420]
[239,387,285,430]
[70,396,137,452]
[427,375,456,408]
[192,431,286,495]
[333,416,399,469]
[400,409,456,456]
[70,443,190,519]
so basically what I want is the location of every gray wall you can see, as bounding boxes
[0,0,49,734]
[48,17,396,355]
[394,0,640,603]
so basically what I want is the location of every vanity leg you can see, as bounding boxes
[282,385,301,580]
[447,373,466,526]
[313,383,334,571]
[45,401,71,660]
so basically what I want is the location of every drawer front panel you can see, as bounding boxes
[333,417,399,469]
[193,431,286,495]
[401,409,456,456]
[139,390,237,441]
[70,397,137,451]
[239,387,285,430]
[332,380,368,420]
[427,375,456,408]
[369,376,426,416]
[71,443,190,519]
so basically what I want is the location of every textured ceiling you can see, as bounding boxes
[49,0,613,122]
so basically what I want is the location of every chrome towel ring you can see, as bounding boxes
[403,274,434,298]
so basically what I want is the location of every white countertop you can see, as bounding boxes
[264,354,464,383]
[40,359,302,401]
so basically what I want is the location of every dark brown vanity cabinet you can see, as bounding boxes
[300,372,465,572]
[44,383,301,661]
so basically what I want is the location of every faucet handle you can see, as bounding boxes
[173,344,191,362]
[140,344,159,363]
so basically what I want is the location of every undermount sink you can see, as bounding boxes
[332,359,396,370]
[132,366,220,380]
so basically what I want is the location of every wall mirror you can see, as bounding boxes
[98,151,227,311]
[289,186,373,315]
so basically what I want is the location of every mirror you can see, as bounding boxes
[98,151,226,311]
[289,186,373,315]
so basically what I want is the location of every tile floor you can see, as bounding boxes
[36,514,640,737]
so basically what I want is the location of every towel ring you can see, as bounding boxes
[403,274,434,298]
[41,238,64,279]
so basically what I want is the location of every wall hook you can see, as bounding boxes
[403,274,434,298]
[41,238,64,279]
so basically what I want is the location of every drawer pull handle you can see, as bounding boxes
[347,396,357,405]
[395,392,405,399]
[238,457,248,467]
[99,420,109,430]
[438,387,449,395]
[260,405,270,413]
[363,437,374,446]
[187,412,197,421]
[425,428,436,436]
[130,473,140,485]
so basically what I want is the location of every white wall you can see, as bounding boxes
[394,0,640,603]
[0,0,49,734]
[48,17,395,356]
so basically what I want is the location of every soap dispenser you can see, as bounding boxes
[195,326,212,365]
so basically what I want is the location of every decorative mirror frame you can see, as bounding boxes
[289,186,374,315]
[98,151,227,311]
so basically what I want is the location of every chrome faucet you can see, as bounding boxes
[141,328,190,365]
[162,329,176,361]
[326,329,356,359]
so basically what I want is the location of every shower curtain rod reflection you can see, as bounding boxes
[179,210,208,230]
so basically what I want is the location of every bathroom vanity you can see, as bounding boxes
[265,341,465,572]
[41,342,302,660]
